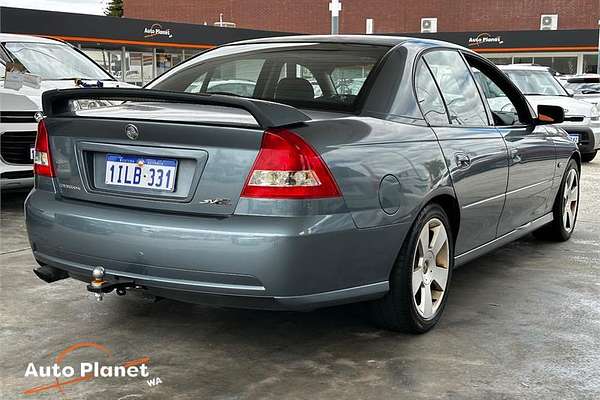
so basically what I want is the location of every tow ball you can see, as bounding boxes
[86,266,137,301]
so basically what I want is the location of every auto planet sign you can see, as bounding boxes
[144,23,173,38]
[468,32,504,47]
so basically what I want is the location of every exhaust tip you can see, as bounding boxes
[33,265,69,283]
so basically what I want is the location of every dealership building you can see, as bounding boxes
[0,7,288,86]
[0,2,598,83]
[124,0,600,75]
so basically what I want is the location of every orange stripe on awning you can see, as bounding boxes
[34,34,215,49]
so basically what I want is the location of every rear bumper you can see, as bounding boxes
[25,189,400,310]
[32,254,388,310]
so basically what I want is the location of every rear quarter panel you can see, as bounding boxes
[294,116,453,230]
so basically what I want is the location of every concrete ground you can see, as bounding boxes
[1,161,599,400]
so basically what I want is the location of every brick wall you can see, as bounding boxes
[123,0,599,34]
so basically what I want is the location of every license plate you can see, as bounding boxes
[105,154,177,191]
[568,134,580,143]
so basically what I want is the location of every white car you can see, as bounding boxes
[563,75,600,106]
[185,79,257,96]
[0,34,136,189]
[490,65,600,162]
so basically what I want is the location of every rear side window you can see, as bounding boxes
[424,50,489,126]
[415,59,449,125]
[151,43,389,112]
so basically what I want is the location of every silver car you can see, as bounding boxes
[26,36,580,333]
[564,74,600,106]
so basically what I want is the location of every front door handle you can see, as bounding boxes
[455,153,471,169]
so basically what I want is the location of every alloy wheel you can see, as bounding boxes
[562,169,579,233]
[412,218,450,320]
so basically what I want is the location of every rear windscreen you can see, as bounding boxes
[150,43,390,111]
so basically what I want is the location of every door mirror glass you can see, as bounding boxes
[536,105,564,125]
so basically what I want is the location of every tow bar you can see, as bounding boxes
[87,266,138,301]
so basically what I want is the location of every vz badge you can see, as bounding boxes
[199,198,231,206]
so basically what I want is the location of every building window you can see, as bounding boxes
[486,57,512,65]
[514,57,533,64]
[583,54,599,74]
[510,56,577,75]
[535,57,577,75]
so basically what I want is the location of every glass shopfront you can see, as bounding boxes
[583,54,599,74]
[78,46,203,86]
[485,53,597,75]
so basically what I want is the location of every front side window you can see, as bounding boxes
[414,59,449,125]
[3,42,111,80]
[151,43,389,111]
[503,69,568,97]
[472,68,524,126]
[424,50,489,126]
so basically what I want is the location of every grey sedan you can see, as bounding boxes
[26,35,580,333]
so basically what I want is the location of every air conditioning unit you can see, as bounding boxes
[540,14,558,30]
[421,18,438,33]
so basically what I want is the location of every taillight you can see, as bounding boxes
[34,120,55,177]
[241,128,341,199]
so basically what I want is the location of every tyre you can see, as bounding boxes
[582,151,596,163]
[370,203,453,333]
[533,159,580,242]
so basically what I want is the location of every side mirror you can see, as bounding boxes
[535,105,564,125]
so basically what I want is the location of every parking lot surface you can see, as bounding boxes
[1,161,599,400]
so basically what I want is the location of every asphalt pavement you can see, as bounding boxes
[1,161,599,400]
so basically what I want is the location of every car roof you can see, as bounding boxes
[498,64,552,72]
[227,34,467,50]
[567,74,600,83]
[0,33,62,44]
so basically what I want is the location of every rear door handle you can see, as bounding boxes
[455,153,471,169]
[511,149,522,163]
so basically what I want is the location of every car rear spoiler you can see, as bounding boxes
[41,88,312,129]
